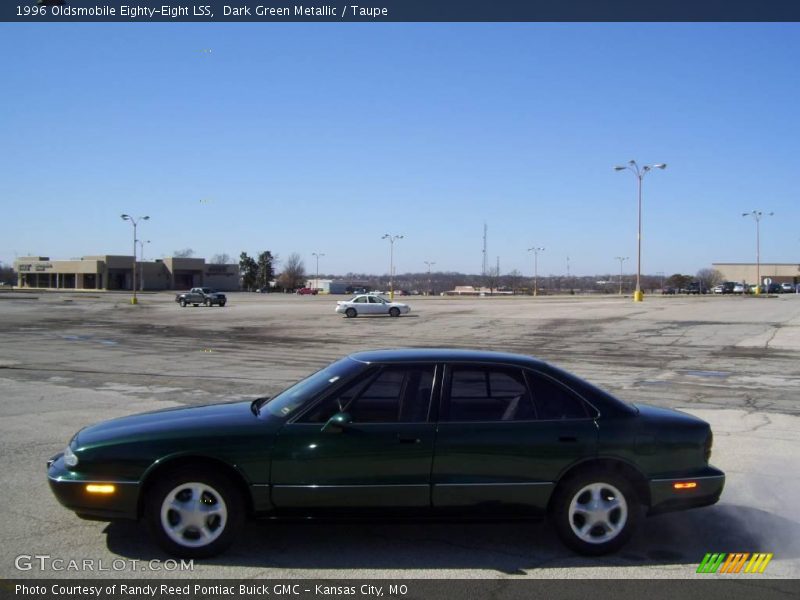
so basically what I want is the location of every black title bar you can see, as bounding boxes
[4,0,800,22]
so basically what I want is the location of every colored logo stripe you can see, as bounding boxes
[697,553,773,574]
[745,553,773,574]
[697,553,726,573]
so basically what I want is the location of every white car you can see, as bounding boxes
[335,294,410,318]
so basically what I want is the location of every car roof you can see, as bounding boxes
[349,348,547,368]
[347,348,636,417]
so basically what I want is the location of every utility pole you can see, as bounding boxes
[121,214,149,304]
[615,256,629,295]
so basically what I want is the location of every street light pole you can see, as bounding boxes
[121,214,149,304]
[312,252,325,292]
[527,246,545,296]
[424,261,436,296]
[614,160,667,302]
[382,234,403,300]
[614,256,629,295]
[136,239,150,291]
[742,210,773,294]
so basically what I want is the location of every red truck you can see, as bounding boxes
[296,287,318,295]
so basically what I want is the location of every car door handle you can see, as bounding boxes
[558,436,577,443]
[397,435,421,444]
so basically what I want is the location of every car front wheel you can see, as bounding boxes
[552,470,639,555]
[179,299,187,307]
[389,307,400,317]
[219,300,226,307]
[204,299,211,307]
[146,469,244,558]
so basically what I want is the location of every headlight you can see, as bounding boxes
[63,445,79,468]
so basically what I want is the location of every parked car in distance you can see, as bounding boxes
[661,287,677,295]
[296,288,318,295]
[733,283,746,294]
[713,282,735,294]
[335,294,410,318]
[685,282,706,295]
[781,282,795,293]
[175,287,227,307]
[47,349,724,559]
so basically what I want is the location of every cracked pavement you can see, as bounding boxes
[0,290,798,579]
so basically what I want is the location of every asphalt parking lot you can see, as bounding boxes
[1,290,798,579]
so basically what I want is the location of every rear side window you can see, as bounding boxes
[526,371,590,420]
[443,366,535,422]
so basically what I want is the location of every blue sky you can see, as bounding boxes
[1,23,798,277]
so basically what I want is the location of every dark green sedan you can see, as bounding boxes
[47,349,724,558]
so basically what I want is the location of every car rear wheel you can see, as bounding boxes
[179,299,187,307]
[146,468,244,558]
[389,307,400,317]
[552,470,639,555]
[345,307,357,318]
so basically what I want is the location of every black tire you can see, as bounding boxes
[179,299,187,307]
[345,307,357,318]
[219,300,226,307]
[204,299,211,307]
[389,307,400,318]
[551,469,640,556]
[145,467,244,559]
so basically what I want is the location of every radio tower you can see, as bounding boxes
[482,222,488,276]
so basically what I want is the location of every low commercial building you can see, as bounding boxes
[713,263,800,285]
[328,280,370,295]
[14,255,240,291]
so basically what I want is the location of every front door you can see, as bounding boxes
[271,364,437,510]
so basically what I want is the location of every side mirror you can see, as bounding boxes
[321,412,352,433]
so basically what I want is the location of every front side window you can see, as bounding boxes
[368,296,383,304]
[300,365,435,423]
[443,366,535,422]
[262,358,366,418]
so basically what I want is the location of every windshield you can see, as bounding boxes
[260,357,367,418]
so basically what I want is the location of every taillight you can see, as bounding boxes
[704,430,713,463]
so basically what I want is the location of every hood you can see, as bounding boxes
[75,401,260,448]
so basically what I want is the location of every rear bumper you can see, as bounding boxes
[647,466,725,515]
[47,454,139,521]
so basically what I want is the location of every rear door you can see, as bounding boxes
[431,363,598,514]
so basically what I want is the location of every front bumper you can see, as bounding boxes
[47,453,140,521]
[647,466,725,515]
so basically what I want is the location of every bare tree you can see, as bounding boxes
[277,253,306,291]
[696,268,725,290]
[210,253,232,264]
[173,248,195,258]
